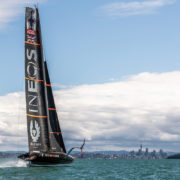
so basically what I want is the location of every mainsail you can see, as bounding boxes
[25,7,66,154]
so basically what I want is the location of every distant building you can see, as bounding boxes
[137,144,143,156]
[145,148,148,156]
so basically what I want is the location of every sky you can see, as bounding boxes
[0,0,180,152]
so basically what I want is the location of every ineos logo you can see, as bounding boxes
[26,49,38,112]
[30,120,40,143]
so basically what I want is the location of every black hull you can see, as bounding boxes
[167,153,180,159]
[18,152,74,165]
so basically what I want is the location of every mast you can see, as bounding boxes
[25,7,49,153]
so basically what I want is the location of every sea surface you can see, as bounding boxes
[0,157,180,180]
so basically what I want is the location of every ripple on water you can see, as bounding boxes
[0,158,180,180]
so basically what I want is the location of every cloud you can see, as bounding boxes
[0,0,45,29]
[1,71,180,152]
[99,0,176,17]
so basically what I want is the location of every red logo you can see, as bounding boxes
[27,29,36,36]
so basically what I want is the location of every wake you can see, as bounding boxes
[0,159,27,168]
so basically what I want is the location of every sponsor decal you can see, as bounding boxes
[30,120,40,143]
[30,142,41,146]
[26,9,37,43]
[27,10,36,31]
[27,29,36,36]
[27,34,36,43]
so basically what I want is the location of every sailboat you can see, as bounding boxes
[18,7,84,166]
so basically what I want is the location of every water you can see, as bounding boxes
[0,157,180,180]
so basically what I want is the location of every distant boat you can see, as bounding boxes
[18,7,85,166]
